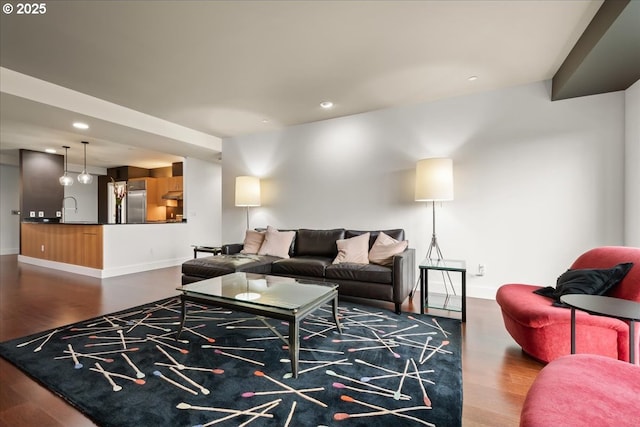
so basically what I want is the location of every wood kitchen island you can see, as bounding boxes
[21,223,103,269]
[19,221,191,278]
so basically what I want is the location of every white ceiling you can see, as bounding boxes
[0,0,604,169]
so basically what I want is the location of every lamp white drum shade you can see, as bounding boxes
[414,158,454,201]
[235,176,261,206]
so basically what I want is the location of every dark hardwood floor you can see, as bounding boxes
[0,254,544,426]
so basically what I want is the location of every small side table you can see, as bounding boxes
[192,245,222,258]
[419,259,466,322]
[560,294,640,364]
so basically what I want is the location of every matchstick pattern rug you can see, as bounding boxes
[0,297,462,426]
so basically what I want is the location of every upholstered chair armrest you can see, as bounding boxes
[222,243,243,255]
[392,248,416,309]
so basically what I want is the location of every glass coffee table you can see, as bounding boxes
[560,294,640,364]
[176,272,342,378]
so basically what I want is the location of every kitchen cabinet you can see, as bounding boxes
[156,176,183,198]
[168,176,183,191]
[107,166,149,181]
[156,177,169,205]
[128,177,164,221]
[172,162,183,177]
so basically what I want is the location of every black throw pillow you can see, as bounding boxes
[533,262,634,307]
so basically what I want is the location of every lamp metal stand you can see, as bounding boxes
[410,201,457,301]
[426,201,456,297]
[245,206,250,230]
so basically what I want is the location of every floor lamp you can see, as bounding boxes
[413,158,456,298]
[235,176,261,229]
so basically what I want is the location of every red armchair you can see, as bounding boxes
[520,354,640,427]
[496,246,640,364]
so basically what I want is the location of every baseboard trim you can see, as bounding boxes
[17,255,190,278]
[18,256,103,278]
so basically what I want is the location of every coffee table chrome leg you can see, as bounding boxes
[176,296,187,340]
[332,296,343,334]
[630,320,635,364]
[570,307,576,354]
[289,319,300,378]
[420,269,426,314]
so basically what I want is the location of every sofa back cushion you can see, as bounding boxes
[240,230,265,255]
[257,226,296,259]
[368,231,409,266]
[570,246,640,302]
[256,227,297,256]
[346,229,405,250]
[295,228,345,257]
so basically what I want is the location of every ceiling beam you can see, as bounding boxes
[552,0,640,100]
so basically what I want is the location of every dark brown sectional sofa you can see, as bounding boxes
[181,228,415,313]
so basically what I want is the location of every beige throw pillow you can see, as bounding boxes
[333,232,370,264]
[240,230,265,254]
[369,232,408,266]
[257,226,295,258]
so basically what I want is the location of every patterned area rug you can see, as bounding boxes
[0,297,462,426]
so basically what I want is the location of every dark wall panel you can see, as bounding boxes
[19,149,64,221]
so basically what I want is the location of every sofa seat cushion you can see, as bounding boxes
[520,354,640,427]
[325,263,392,284]
[271,256,333,277]
[181,254,277,278]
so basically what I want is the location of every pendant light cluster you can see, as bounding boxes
[58,141,94,186]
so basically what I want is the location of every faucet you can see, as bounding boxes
[61,196,78,223]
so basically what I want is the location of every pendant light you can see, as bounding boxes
[77,141,93,184]
[59,146,74,186]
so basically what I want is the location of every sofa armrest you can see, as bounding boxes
[392,248,415,305]
[222,243,243,255]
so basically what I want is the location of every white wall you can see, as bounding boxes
[0,164,20,254]
[184,157,223,246]
[222,80,626,299]
[61,170,99,222]
[102,223,191,277]
[625,79,640,247]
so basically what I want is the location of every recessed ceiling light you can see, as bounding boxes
[262,119,270,124]
[45,148,57,154]
[320,101,334,109]
[467,76,478,81]
[73,122,89,129]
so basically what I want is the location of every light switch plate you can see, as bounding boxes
[38,211,44,217]
[56,211,62,217]
[30,211,36,217]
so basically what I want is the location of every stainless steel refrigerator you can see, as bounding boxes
[127,180,146,223]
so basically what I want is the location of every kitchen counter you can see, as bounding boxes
[21,222,103,269]
[19,221,192,278]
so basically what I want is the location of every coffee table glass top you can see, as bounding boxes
[178,272,338,310]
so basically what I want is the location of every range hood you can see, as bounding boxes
[161,191,183,200]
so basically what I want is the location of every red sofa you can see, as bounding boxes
[520,354,640,427]
[496,246,640,364]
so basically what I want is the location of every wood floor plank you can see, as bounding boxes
[0,254,543,426]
